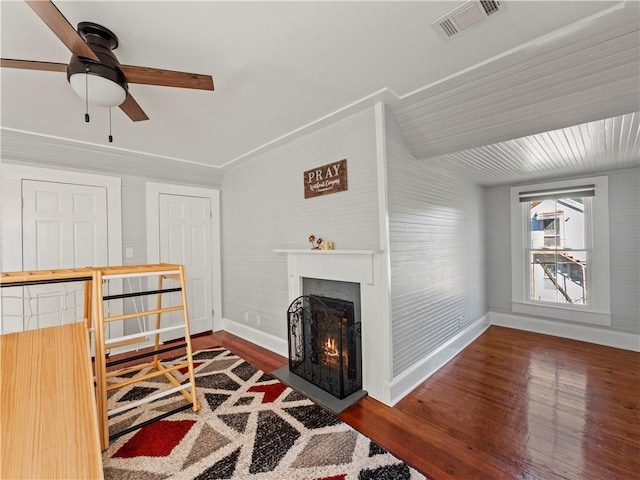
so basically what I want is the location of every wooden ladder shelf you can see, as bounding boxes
[92,263,201,450]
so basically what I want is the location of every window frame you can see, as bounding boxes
[510,176,611,326]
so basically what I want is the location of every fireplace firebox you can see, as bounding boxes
[287,295,362,399]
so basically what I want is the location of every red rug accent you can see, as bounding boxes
[248,381,288,403]
[178,361,204,375]
[315,475,346,480]
[113,419,196,458]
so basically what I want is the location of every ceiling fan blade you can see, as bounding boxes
[120,65,214,91]
[25,0,99,61]
[119,92,149,122]
[1,58,67,72]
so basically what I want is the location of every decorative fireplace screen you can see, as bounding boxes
[287,295,362,399]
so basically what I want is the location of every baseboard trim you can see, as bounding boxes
[222,318,288,357]
[388,315,490,406]
[490,311,640,352]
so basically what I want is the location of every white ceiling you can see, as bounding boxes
[1,1,639,183]
[425,111,640,186]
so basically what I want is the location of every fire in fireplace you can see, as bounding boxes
[287,295,362,399]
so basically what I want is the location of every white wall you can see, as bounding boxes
[121,177,149,267]
[220,108,380,340]
[485,185,511,313]
[486,167,640,335]
[385,109,487,377]
[121,176,150,334]
[607,168,640,334]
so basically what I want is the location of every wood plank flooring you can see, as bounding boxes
[106,326,640,480]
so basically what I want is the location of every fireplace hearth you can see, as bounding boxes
[287,295,362,399]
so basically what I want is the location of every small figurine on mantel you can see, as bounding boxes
[308,235,322,250]
[308,235,334,250]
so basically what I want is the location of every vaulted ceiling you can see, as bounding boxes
[1,1,638,186]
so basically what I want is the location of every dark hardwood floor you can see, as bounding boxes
[107,326,640,480]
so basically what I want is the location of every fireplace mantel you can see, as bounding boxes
[273,249,381,255]
[274,249,382,286]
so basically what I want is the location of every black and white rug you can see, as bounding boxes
[102,347,426,479]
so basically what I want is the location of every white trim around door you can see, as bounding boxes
[1,163,123,339]
[146,182,222,332]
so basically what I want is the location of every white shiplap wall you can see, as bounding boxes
[485,185,511,314]
[221,108,380,339]
[122,176,148,267]
[385,109,487,377]
[605,168,640,334]
[121,176,150,335]
[485,167,640,334]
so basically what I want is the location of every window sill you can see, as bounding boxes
[512,301,611,327]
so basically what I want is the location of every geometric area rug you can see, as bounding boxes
[102,347,426,479]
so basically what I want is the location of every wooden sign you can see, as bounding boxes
[304,159,348,199]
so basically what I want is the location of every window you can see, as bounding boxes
[510,176,611,326]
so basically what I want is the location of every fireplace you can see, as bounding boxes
[287,294,362,399]
[274,248,387,407]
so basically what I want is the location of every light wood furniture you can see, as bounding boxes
[92,263,200,449]
[0,323,103,479]
[1,263,200,459]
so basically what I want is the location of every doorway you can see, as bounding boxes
[1,164,123,338]
[146,183,222,340]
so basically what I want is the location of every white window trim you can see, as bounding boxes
[510,175,611,326]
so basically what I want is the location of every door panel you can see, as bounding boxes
[13,181,107,331]
[23,181,107,270]
[159,194,213,339]
[35,222,61,269]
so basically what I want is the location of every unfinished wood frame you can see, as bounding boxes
[0,263,201,450]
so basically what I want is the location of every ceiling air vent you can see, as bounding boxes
[431,1,504,40]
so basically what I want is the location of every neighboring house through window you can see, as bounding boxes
[510,176,611,326]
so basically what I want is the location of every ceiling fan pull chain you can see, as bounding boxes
[109,108,113,143]
[84,65,90,123]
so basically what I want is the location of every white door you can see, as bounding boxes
[158,194,213,339]
[10,180,119,338]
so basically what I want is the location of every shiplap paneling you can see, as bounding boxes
[121,176,150,335]
[221,108,379,339]
[485,168,639,334]
[395,11,639,161]
[421,113,640,187]
[385,109,486,377]
[607,168,640,334]
[484,185,511,313]
[121,176,148,267]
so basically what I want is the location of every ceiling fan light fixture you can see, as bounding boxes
[67,23,127,108]
[69,69,126,107]
[1,10,213,122]
[68,59,127,108]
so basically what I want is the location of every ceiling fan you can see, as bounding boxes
[0,0,214,122]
